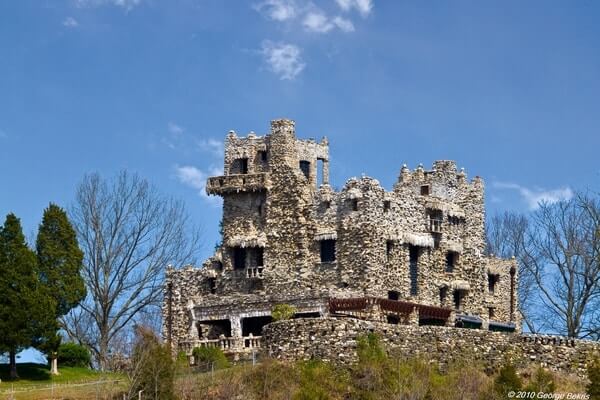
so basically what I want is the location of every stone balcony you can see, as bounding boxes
[206,173,268,195]
[180,335,262,356]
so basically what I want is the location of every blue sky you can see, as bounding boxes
[1,0,599,263]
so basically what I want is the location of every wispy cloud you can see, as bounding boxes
[493,182,574,210]
[303,11,354,33]
[197,139,224,157]
[74,0,142,11]
[253,0,297,21]
[335,0,373,17]
[174,165,223,206]
[167,122,184,136]
[261,41,306,80]
[63,17,79,28]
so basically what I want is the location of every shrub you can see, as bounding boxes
[494,363,522,396]
[192,346,230,369]
[272,304,297,321]
[57,343,91,367]
[525,366,556,393]
[588,357,600,400]
[294,359,349,400]
[128,326,175,400]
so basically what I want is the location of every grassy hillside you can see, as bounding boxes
[0,363,125,400]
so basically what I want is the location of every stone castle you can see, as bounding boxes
[162,118,523,360]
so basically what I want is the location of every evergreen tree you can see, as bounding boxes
[36,203,86,374]
[0,214,50,379]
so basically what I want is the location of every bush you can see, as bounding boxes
[525,367,556,393]
[494,364,522,396]
[192,346,230,369]
[294,360,349,400]
[57,343,91,367]
[588,357,600,400]
[129,326,175,400]
[272,304,297,321]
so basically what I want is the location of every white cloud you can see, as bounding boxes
[174,165,223,206]
[335,0,373,17]
[493,182,574,210]
[167,122,184,136]
[197,139,224,157]
[253,0,297,21]
[303,12,354,33]
[63,17,79,28]
[74,0,142,11]
[261,41,306,80]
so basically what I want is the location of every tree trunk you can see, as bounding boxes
[9,350,19,379]
[50,355,59,375]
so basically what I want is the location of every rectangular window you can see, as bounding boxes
[208,278,217,294]
[233,158,248,174]
[453,290,462,310]
[351,199,358,211]
[420,185,430,196]
[258,150,267,162]
[383,200,390,212]
[409,245,419,296]
[386,240,393,261]
[388,291,399,301]
[256,248,264,267]
[299,160,310,180]
[445,251,458,272]
[233,247,246,270]
[488,274,499,293]
[488,307,495,320]
[320,239,336,263]
[439,287,448,305]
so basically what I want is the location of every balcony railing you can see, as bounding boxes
[429,218,443,233]
[206,173,267,195]
[181,336,262,354]
[246,266,264,279]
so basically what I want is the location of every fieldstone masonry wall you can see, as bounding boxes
[263,318,600,377]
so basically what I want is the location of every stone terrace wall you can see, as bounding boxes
[262,318,600,376]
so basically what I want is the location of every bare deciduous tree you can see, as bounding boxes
[524,194,600,338]
[486,211,539,332]
[63,171,201,369]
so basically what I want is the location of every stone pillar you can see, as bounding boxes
[230,315,242,337]
[322,160,329,185]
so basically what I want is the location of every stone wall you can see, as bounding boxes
[263,318,600,377]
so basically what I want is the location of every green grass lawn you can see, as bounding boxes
[0,363,126,399]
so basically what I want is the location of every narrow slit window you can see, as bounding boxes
[256,248,264,267]
[445,251,458,272]
[409,245,419,296]
[351,199,358,211]
[258,150,267,162]
[383,200,390,212]
[233,247,246,270]
[386,240,393,261]
[439,287,448,305]
[488,274,499,293]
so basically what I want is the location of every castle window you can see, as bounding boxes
[258,150,267,162]
[387,315,400,325]
[421,185,430,196]
[299,160,310,180]
[488,307,495,320]
[386,240,393,261]
[383,200,390,212]
[351,199,358,211]
[232,158,248,174]
[233,247,246,269]
[323,200,331,209]
[320,239,336,263]
[409,245,419,296]
[207,278,217,294]
[488,274,499,294]
[453,290,463,310]
[439,286,448,305]
[256,247,264,267]
[388,291,399,301]
[445,251,458,272]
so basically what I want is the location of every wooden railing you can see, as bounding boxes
[329,297,452,321]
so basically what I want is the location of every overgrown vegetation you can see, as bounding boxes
[192,347,230,370]
[271,304,297,321]
[588,357,600,400]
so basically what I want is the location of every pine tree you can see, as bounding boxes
[36,204,86,375]
[0,214,50,379]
